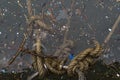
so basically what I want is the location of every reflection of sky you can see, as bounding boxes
[0,0,120,71]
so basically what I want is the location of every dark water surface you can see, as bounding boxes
[0,0,120,72]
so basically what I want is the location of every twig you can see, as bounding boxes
[103,15,120,45]
[8,0,33,66]
[27,72,39,80]
[8,34,27,65]
[17,0,23,8]
[27,0,33,17]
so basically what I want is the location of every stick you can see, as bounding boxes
[8,34,27,65]
[103,15,120,45]
[27,0,33,17]
[27,72,39,80]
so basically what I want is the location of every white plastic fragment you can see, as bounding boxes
[16,32,19,35]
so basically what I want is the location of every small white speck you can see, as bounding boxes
[57,1,61,4]
[103,54,109,58]
[16,23,18,25]
[14,14,16,17]
[20,15,22,18]
[38,29,41,31]
[108,28,111,31]
[61,76,63,79]
[8,1,11,4]
[0,32,2,34]
[105,16,109,19]
[4,44,7,48]
[32,3,34,6]
[18,62,23,66]
[11,41,15,44]
[116,73,120,77]
[51,34,54,37]
[3,57,6,61]
[16,32,19,35]
[33,33,36,36]
[63,66,68,69]
[63,25,66,28]
[2,13,5,16]
[4,9,8,12]
[17,0,20,3]
[75,2,79,5]
[85,34,88,36]
[93,70,96,72]
[11,70,15,73]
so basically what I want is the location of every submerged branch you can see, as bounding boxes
[103,15,120,45]
[8,34,27,65]
[27,0,33,17]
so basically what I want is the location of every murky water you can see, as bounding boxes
[0,0,120,72]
